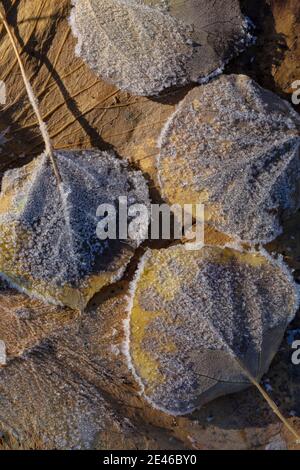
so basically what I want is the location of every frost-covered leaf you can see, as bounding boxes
[158,75,300,243]
[0,150,150,309]
[70,0,251,96]
[126,245,299,415]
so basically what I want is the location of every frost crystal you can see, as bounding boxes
[0,150,150,309]
[158,75,300,243]
[127,245,299,415]
[70,0,251,96]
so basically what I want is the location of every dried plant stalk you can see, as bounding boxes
[0,10,62,184]
[238,361,300,443]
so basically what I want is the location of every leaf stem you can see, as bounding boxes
[240,363,300,444]
[0,10,62,185]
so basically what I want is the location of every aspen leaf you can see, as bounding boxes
[0,150,150,309]
[70,0,251,96]
[158,75,300,243]
[126,245,299,415]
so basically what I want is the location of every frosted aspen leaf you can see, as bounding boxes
[69,0,251,96]
[158,75,300,243]
[0,150,150,310]
[126,245,299,415]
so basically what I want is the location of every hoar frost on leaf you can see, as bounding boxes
[69,0,251,96]
[0,150,150,309]
[158,75,300,243]
[126,245,299,415]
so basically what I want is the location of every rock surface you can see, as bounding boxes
[70,0,250,96]
[0,150,149,309]
[127,245,299,414]
[158,75,300,243]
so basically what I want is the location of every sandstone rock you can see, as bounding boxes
[70,0,251,96]
[158,75,300,243]
[127,245,299,415]
[0,150,149,309]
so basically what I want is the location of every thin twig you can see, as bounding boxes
[0,10,62,185]
[0,0,47,83]
[238,361,300,443]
